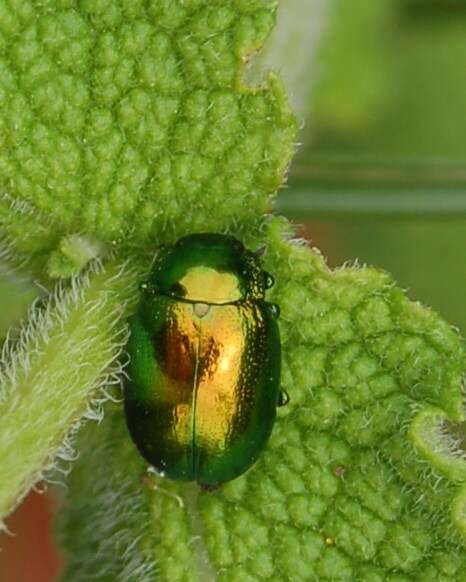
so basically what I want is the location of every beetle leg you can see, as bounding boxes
[277,389,290,407]
[263,271,275,289]
[267,302,280,319]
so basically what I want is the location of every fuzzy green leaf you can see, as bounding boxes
[0,0,298,526]
[58,217,466,581]
[0,0,296,277]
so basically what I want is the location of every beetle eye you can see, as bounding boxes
[169,282,186,297]
[264,272,275,289]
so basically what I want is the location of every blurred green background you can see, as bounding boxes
[1,1,465,580]
[275,0,466,335]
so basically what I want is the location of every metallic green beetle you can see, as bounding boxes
[124,233,284,487]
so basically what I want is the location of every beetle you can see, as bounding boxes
[124,233,286,487]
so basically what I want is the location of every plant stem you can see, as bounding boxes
[0,257,143,523]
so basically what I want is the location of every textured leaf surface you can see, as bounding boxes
[59,218,466,581]
[0,0,295,274]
